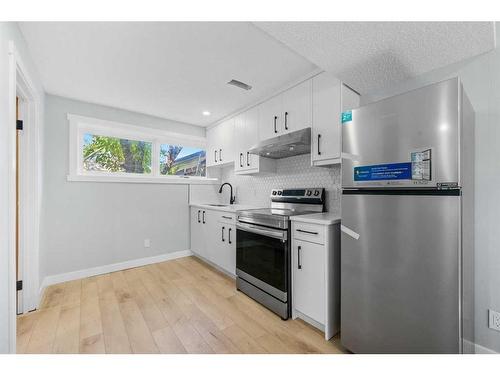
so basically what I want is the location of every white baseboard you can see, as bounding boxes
[474,342,499,354]
[191,253,236,279]
[293,310,325,333]
[38,250,193,299]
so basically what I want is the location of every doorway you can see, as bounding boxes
[8,41,43,352]
[16,96,22,314]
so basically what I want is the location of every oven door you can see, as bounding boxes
[236,222,289,302]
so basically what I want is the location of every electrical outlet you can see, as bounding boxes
[488,309,500,332]
[144,239,151,248]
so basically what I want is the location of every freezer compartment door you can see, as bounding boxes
[341,192,461,353]
[342,78,460,188]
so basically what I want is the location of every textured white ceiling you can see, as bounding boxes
[255,22,495,94]
[19,22,318,126]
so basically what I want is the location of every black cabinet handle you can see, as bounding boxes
[228,228,232,244]
[317,134,321,155]
[202,211,206,224]
[214,150,218,163]
[240,153,243,168]
[284,111,288,130]
[298,245,302,269]
[296,229,319,235]
[197,210,200,223]
[274,115,278,133]
[222,226,225,242]
[246,152,250,166]
[219,149,222,162]
[222,215,232,220]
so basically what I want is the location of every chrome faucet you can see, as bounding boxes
[219,182,236,205]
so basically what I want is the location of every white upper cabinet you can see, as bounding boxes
[259,93,283,141]
[282,79,312,134]
[258,80,312,140]
[234,106,276,175]
[207,118,235,167]
[234,113,247,173]
[207,73,358,171]
[311,72,359,167]
[206,125,218,167]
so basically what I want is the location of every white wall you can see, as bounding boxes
[40,95,205,285]
[361,28,500,353]
[0,22,44,353]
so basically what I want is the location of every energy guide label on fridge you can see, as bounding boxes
[353,149,433,182]
[354,163,412,181]
[411,149,432,181]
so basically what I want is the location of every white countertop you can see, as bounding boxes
[290,212,341,225]
[189,202,260,213]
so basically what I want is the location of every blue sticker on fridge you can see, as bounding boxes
[341,111,352,123]
[354,162,412,181]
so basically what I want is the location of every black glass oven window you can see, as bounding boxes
[236,229,287,292]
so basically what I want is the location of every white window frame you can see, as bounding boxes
[67,114,216,184]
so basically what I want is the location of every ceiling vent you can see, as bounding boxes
[227,79,252,91]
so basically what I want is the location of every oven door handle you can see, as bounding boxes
[236,222,287,241]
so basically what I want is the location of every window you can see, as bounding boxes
[83,134,152,174]
[68,114,212,183]
[159,144,206,177]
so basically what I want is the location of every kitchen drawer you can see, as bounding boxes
[293,222,325,245]
[216,212,236,225]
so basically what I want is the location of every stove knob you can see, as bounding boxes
[306,190,312,196]
[277,191,282,196]
[314,190,320,196]
[272,191,277,195]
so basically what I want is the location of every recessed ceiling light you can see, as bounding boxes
[202,111,211,116]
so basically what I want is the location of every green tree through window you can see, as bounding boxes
[83,134,152,173]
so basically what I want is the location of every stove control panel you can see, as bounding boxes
[270,188,324,201]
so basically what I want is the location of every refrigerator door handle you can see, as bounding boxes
[341,224,360,240]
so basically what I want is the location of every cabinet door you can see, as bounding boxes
[206,126,219,167]
[293,239,325,324]
[214,224,236,275]
[233,114,246,172]
[203,210,219,263]
[311,72,341,164]
[259,94,283,141]
[190,208,204,255]
[219,118,234,165]
[282,80,312,134]
[244,106,260,170]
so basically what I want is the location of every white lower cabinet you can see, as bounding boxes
[190,207,211,259]
[293,239,326,325]
[214,223,236,275]
[190,207,236,276]
[291,221,340,340]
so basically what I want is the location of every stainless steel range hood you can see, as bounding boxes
[248,127,311,159]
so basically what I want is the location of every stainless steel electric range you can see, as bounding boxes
[235,188,325,319]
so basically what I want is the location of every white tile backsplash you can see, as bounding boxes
[215,154,341,213]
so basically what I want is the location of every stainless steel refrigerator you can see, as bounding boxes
[340,78,474,353]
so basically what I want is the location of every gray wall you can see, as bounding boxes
[40,95,205,283]
[361,29,500,353]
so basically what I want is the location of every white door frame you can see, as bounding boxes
[8,41,43,352]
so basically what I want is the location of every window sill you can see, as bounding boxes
[67,174,219,185]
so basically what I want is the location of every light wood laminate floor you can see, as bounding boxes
[17,256,347,354]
